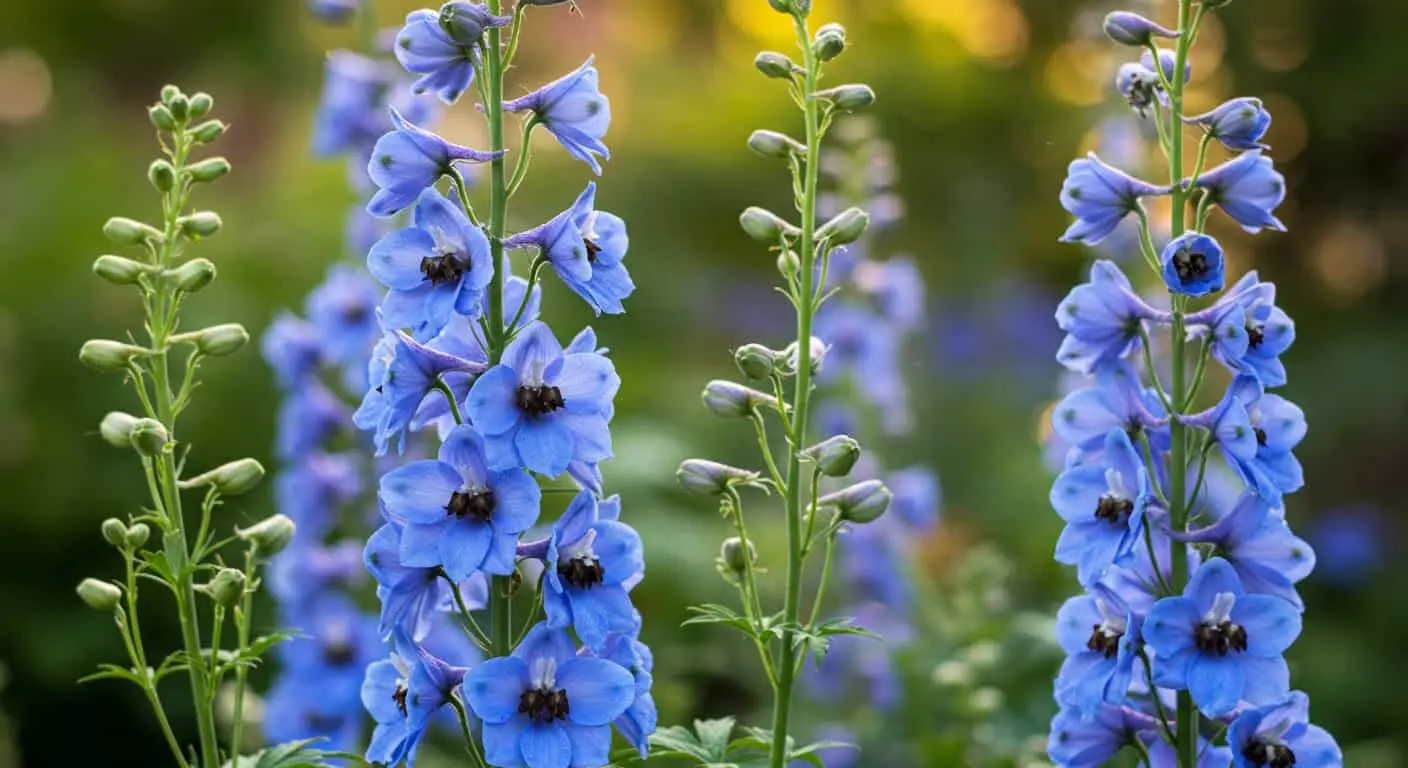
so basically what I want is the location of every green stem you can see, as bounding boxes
[229,546,259,759]
[768,13,821,768]
[726,490,776,688]
[124,552,191,768]
[450,697,489,768]
[505,117,539,199]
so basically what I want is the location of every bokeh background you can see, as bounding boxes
[1,0,1405,766]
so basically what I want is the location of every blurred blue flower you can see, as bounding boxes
[312,51,390,157]
[1306,504,1384,587]
[309,0,359,25]
[274,452,363,540]
[262,312,323,389]
[306,263,382,365]
[276,380,348,460]
[505,57,611,174]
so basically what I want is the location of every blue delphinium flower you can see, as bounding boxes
[378,424,542,580]
[1103,11,1180,47]
[274,452,362,539]
[1047,704,1157,768]
[1141,733,1234,767]
[306,262,383,367]
[310,0,359,24]
[1186,271,1295,387]
[1193,150,1287,234]
[1142,48,1191,86]
[1234,393,1307,508]
[465,321,619,477]
[1054,260,1165,375]
[504,183,635,315]
[362,636,422,766]
[1050,428,1151,585]
[394,6,511,104]
[355,330,486,455]
[276,380,348,460]
[1051,360,1168,458]
[1160,232,1225,296]
[1144,558,1300,716]
[541,491,643,651]
[1059,153,1170,245]
[1180,492,1315,610]
[463,623,635,768]
[1228,691,1343,768]
[1115,62,1164,117]
[367,107,503,217]
[364,520,488,638]
[1306,504,1383,587]
[313,51,392,157]
[267,539,364,608]
[262,311,323,388]
[592,632,658,758]
[1054,584,1142,716]
[1184,97,1272,151]
[369,186,494,340]
[504,57,611,174]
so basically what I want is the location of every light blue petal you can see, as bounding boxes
[556,657,635,726]
[1187,652,1244,717]
[464,657,529,724]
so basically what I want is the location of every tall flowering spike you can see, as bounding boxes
[367,106,503,218]
[504,57,612,174]
[1050,6,1330,765]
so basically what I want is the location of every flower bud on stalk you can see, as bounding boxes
[802,435,861,477]
[720,537,757,575]
[734,344,779,380]
[677,459,760,496]
[148,105,176,131]
[816,207,869,245]
[187,157,231,184]
[77,579,123,611]
[170,258,217,293]
[819,84,875,112]
[755,52,795,79]
[101,518,129,547]
[80,340,147,373]
[1102,11,1180,47]
[188,324,249,357]
[748,130,805,159]
[128,418,171,457]
[179,211,223,239]
[813,23,846,61]
[236,514,296,556]
[148,160,176,192]
[187,458,265,496]
[103,217,162,246]
[92,255,149,286]
[188,120,227,144]
[740,207,798,244]
[99,411,141,448]
[203,568,246,607]
[820,479,892,524]
[703,380,779,418]
[125,523,151,549]
[188,92,214,119]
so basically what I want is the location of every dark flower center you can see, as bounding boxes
[559,556,606,589]
[516,384,565,417]
[344,303,370,326]
[1242,739,1296,768]
[446,489,496,521]
[1095,495,1134,525]
[1195,620,1248,656]
[518,686,570,724]
[585,238,601,264]
[420,251,467,286]
[392,684,408,717]
[323,637,356,666]
[1247,323,1265,349]
[1255,428,1267,447]
[305,711,345,730]
[1086,625,1123,659]
[1173,248,1210,281]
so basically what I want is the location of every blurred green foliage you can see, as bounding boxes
[0,0,1406,766]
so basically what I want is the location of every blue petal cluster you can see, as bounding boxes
[1046,11,1339,767]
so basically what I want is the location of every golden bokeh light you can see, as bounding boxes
[0,49,53,125]
[1312,218,1388,302]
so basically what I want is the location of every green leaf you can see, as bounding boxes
[222,738,356,768]
[680,604,755,637]
[787,740,857,767]
[77,663,146,686]
[693,716,737,756]
[647,725,714,762]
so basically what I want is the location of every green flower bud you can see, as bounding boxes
[80,340,146,373]
[776,248,800,279]
[739,207,798,244]
[179,211,222,239]
[734,343,778,380]
[168,93,189,121]
[171,258,217,293]
[820,84,876,112]
[816,207,870,246]
[99,411,141,448]
[187,157,231,183]
[781,336,828,377]
[92,255,148,286]
[767,0,794,12]
[128,418,171,457]
[677,459,760,496]
[148,105,176,131]
[125,523,151,549]
[77,578,123,611]
[236,514,296,556]
[747,129,806,159]
[188,92,214,119]
[802,434,861,477]
[719,537,756,574]
[702,380,778,418]
[203,568,246,607]
[189,323,249,357]
[188,120,228,144]
[755,51,796,79]
[160,84,182,105]
[148,159,176,192]
[813,23,846,61]
[820,479,892,524]
[101,518,129,547]
[102,217,162,246]
[190,458,266,496]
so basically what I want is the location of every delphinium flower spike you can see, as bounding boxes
[1045,3,1342,767]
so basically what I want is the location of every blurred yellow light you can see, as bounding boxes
[725,0,799,46]
[900,0,1027,65]
[1250,0,1309,72]
[0,49,52,125]
[1186,12,1225,84]
[1045,41,1113,106]
[1312,219,1387,302]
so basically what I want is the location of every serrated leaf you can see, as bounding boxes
[647,725,713,761]
[788,739,856,767]
[223,738,355,768]
[693,716,737,757]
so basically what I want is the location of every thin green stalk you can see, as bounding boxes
[124,552,190,768]
[229,546,259,758]
[768,13,821,768]
[450,697,489,768]
[506,116,539,198]
[725,490,776,688]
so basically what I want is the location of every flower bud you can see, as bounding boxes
[168,93,189,121]
[439,2,505,45]
[77,578,123,611]
[820,84,876,112]
[188,119,228,144]
[129,419,171,457]
[748,130,805,159]
[179,211,222,239]
[782,336,828,376]
[99,411,141,448]
[160,84,182,105]
[702,380,777,418]
[101,518,129,547]
[720,537,756,574]
[820,479,892,524]
[190,458,266,496]
[203,568,246,607]
[126,523,151,549]
[188,92,214,119]
[767,0,794,13]
[813,23,846,61]
[187,157,231,183]
[80,340,146,373]
[802,435,861,477]
[734,343,778,380]
[148,160,176,192]
[677,459,760,496]
[188,323,249,357]
[1102,11,1179,47]
[816,207,870,246]
[236,514,296,556]
[171,258,217,293]
[1182,97,1271,151]
[92,255,148,286]
[755,51,795,79]
[103,217,161,246]
[148,105,176,131]
[776,249,800,279]
[740,207,798,244]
